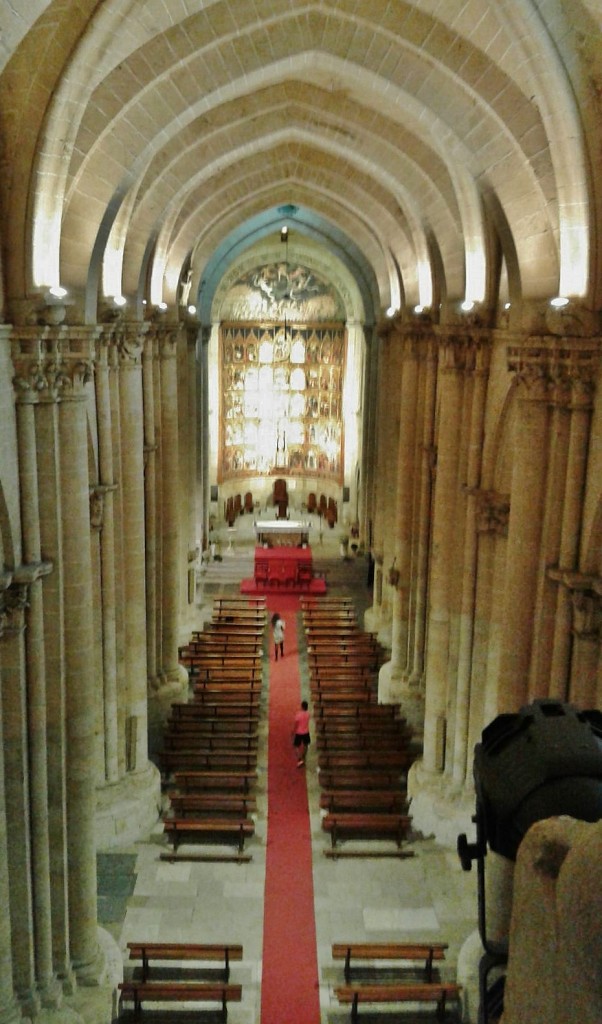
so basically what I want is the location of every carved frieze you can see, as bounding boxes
[507,340,598,407]
[11,327,98,401]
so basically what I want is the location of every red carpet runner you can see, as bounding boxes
[261,595,321,1023]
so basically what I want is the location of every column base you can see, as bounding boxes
[377,662,425,735]
[407,760,476,848]
[63,928,122,1024]
[95,762,161,849]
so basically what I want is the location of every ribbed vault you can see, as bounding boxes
[0,0,599,320]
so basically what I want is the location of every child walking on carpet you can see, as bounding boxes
[292,700,311,767]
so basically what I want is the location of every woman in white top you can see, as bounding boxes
[271,612,285,660]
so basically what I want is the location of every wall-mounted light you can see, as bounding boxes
[504,302,511,310]
[461,299,475,312]
[187,304,197,316]
[386,306,398,318]
[48,285,68,299]
[280,225,288,243]
[550,296,569,308]
[157,301,168,311]
[113,295,127,307]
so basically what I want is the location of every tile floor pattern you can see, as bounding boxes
[99,511,478,1022]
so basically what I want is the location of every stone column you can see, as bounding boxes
[360,326,378,552]
[0,578,27,1024]
[94,335,119,783]
[142,334,158,687]
[422,335,465,774]
[382,335,418,699]
[408,338,437,687]
[13,381,59,1006]
[452,340,490,786]
[548,359,596,699]
[55,328,103,982]
[116,323,149,770]
[498,347,551,712]
[158,325,186,692]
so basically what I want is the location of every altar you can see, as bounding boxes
[254,519,311,547]
[240,521,326,594]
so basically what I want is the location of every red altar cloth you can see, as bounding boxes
[254,546,312,587]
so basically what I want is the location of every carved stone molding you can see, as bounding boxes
[89,484,117,531]
[111,321,148,365]
[547,568,602,640]
[11,327,98,401]
[0,562,53,638]
[476,490,510,536]
[507,340,598,406]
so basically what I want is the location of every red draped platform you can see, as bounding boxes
[240,546,326,594]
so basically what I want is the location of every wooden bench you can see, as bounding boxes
[314,718,407,736]
[181,654,263,669]
[319,769,406,790]
[163,732,258,753]
[322,812,412,849]
[320,790,407,813]
[184,703,260,721]
[316,734,409,753]
[169,707,258,730]
[167,719,257,739]
[335,982,461,1022]
[182,635,263,650]
[313,691,374,706]
[318,751,413,771]
[119,980,242,1019]
[161,750,257,772]
[169,794,257,818]
[173,770,257,793]
[183,665,263,684]
[314,704,400,721]
[192,685,261,700]
[332,941,448,982]
[126,941,244,981]
[163,817,255,853]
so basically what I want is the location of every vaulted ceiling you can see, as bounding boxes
[1,1,601,325]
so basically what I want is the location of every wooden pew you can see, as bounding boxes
[119,980,242,1017]
[331,941,448,983]
[318,751,413,771]
[169,706,259,730]
[169,793,257,818]
[163,817,255,853]
[167,717,258,738]
[316,734,409,753]
[318,769,404,791]
[161,750,258,773]
[163,732,258,753]
[126,940,244,981]
[308,652,384,671]
[313,691,374,706]
[322,812,412,849]
[181,653,263,670]
[192,689,261,706]
[201,623,265,638]
[314,704,400,722]
[320,790,408,813]
[185,665,263,684]
[310,667,377,683]
[314,718,407,736]
[181,703,260,721]
[335,982,461,1022]
[173,770,257,793]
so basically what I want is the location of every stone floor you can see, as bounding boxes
[98,510,478,1023]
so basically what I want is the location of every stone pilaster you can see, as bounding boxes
[157,324,186,692]
[0,577,28,1024]
[115,322,149,770]
[452,340,490,786]
[407,339,437,688]
[548,354,597,699]
[93,334,120,783]
[53,328,104,983]
[498,345,552,712]
[422,335,466,774]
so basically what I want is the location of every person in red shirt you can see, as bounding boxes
[292,700,311,767]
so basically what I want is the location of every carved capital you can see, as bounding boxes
[476,490,510,536]
[547,569,602,640]
[11,327,99,401]
[507,340,598,407]
[0,562,52,638]
[110,322,148,365]
[89,484,117,531]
